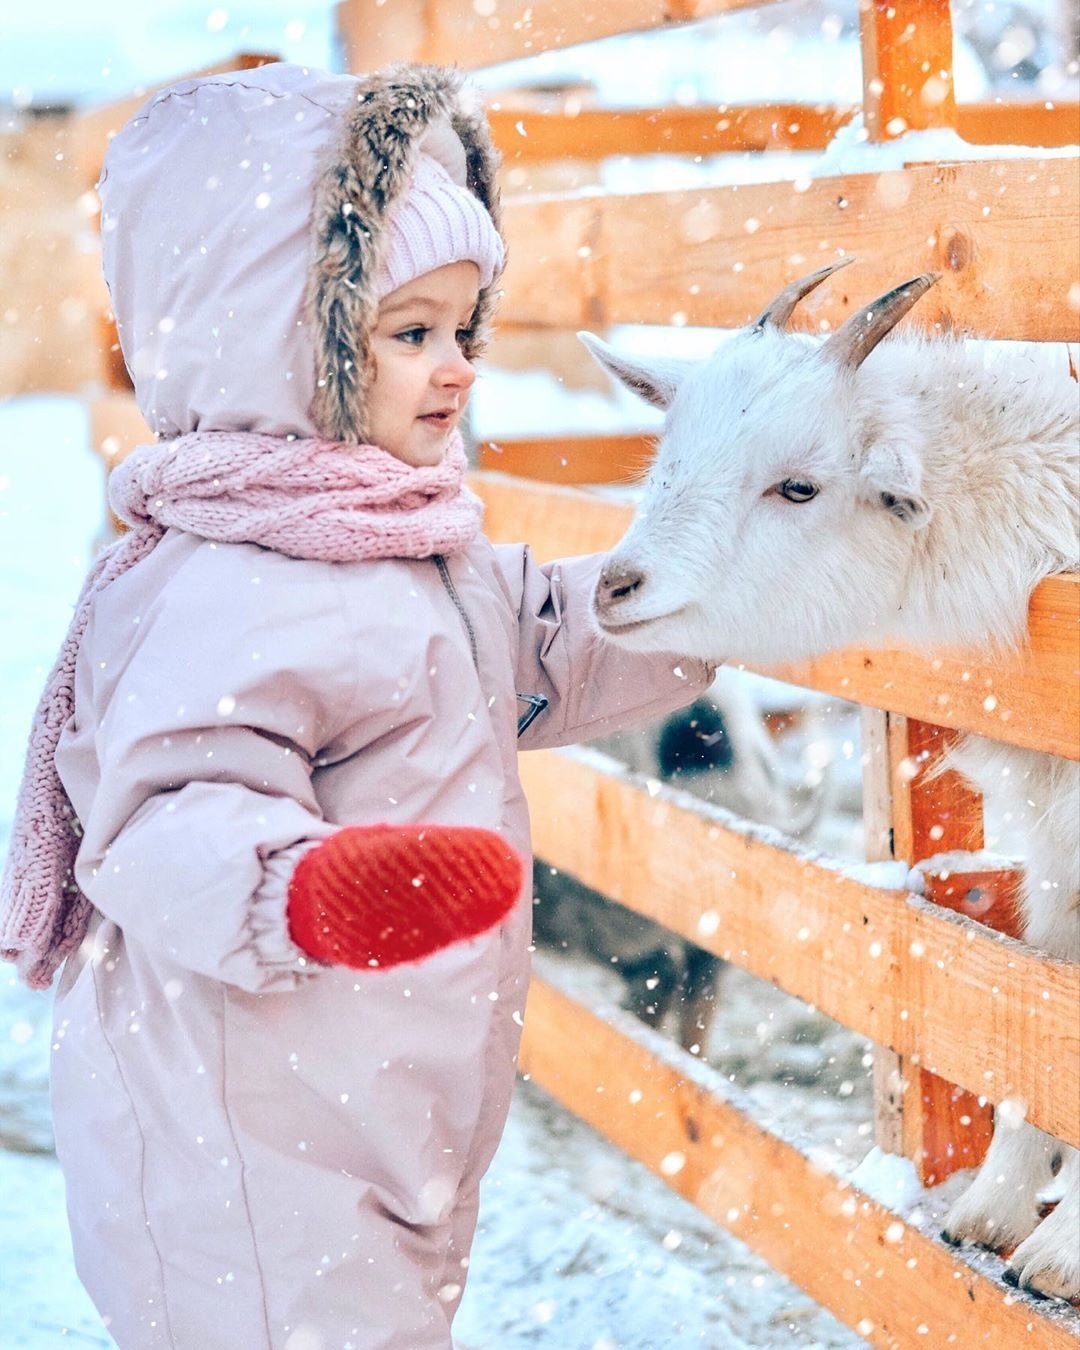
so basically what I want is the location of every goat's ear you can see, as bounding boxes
[859,440,933,528]
[577,332,689,410]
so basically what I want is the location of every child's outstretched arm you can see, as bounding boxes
[69,548,519,991]
[495,546,716,748]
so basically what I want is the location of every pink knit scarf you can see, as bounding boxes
[1,429,483,989]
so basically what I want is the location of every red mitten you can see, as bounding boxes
[286,824,522,970]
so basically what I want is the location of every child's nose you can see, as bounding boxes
[437,347,476,393]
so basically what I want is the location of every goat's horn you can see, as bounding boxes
[752,257,855,331]
[823,273,940,369]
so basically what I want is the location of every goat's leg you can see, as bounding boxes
[941,1117,1062,1250]
[620,948,680,1030]
[677,949,725,1053]
[1002,1146,1080,1301]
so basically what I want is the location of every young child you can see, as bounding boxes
[1,63,712,1348]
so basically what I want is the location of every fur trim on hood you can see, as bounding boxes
[98,62,504,444]
[310,64,504,443]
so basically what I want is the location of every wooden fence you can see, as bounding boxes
[56,3,1080,1343]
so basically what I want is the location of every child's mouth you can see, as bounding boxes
[419,410,455,430]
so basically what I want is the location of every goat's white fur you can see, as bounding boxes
[583,329,1077,665]
[582,304,1079,1298]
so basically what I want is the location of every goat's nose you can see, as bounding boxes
[595,562,646,614]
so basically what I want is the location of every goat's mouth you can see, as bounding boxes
[596,604,688,636]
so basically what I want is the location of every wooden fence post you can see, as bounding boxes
[863,710,1028,1185]
[336,0,427,69]
[861,706,907,1157]
[859,0,958,141]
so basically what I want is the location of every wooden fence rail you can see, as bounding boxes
[498,159,1080,335]
[519,745,1080,1145]
[490,102,1080,159]
[521,978,1078,1348]
[338,0,772,70]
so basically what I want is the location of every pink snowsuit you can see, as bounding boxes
[49,63,713,1349]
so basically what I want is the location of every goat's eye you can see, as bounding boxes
[776,478,819,503]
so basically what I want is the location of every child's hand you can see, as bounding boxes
[286,824,523,969]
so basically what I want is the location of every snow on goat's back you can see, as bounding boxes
[583,262,1078,669]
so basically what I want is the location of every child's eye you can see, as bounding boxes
[395,327,428,346]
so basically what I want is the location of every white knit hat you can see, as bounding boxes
[376,152,505,299]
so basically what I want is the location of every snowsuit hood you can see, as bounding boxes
[98,61,504,442]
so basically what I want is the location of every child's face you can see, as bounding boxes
[368,261,480,466]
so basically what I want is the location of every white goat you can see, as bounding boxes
[580,259,1080,1300]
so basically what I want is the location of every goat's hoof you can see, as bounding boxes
[940,1192,1040,1254]
[1005,1253,1080,1302]
[1003,1258,1054,1301]
[1018,1278,1049,1302]
[1004,1195,1080,1301]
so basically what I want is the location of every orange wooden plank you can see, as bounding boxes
[335,0,429,71]
[891,721,983,862]
[97,310,131,393]
[863,707,912,1161]
[499,159,1080,340]
[922,868,1023,939]
[519,745,1080,1145]
[914,861,1026,1183]
[89,393,152,466]
[471,471,632,559]
[860,0,958,141]
[885,717,995,1186]
[478,434,654,484]
[491,104,852,159]
[772,594,1080,761]
[0,121,101,397]
[958,101,1080,148]
[521,977,1079,1347]
[490,102,1080,161]
[338,0,770,71]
